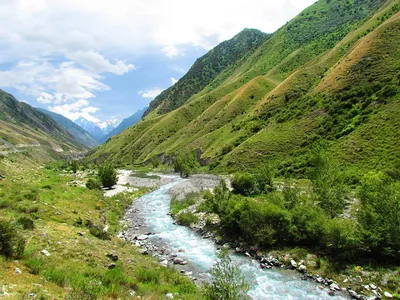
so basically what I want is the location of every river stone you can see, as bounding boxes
[369,284,377,290]
[290,259,297,268]
[384,292,393,298]
[165,293,174,299]
[330,283,340,291]
[136,234,149,240]
[173,257,184,265]
[40,249,50,257]
[298,265,307,273]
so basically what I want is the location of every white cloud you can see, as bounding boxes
[162,45,185,58]
[0,59,111,121]
[49,100,100,123]
[170,77,178,85]
[37,92,53,104]
[138,88,164,99]
[67,51,135,74]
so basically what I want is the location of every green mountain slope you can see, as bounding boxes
[38,108,98,148]
[90,0,400,175]
[0,90,86,160]
[144,28,269,116]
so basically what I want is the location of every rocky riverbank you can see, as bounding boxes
[118,172,395,299]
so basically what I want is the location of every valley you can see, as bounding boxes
[1,0,400,299]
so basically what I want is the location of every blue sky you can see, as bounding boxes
[0,0,315,125]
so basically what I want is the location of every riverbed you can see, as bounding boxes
[120,172,348,299]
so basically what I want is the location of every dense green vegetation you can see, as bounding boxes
[199,145,400,265]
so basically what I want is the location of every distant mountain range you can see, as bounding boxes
[74,108,146,144]
[37,109,98,148]
[74,117,110,144]
[100,107,147,143]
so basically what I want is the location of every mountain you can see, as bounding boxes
[144,28,269,116]
[98,119,120,135]
[37,109,98,148]
[0,89,85,160]
[74,117,105,143]
[90,0,400,175]
[101,107,147,143]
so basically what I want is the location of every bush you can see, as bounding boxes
[0,220,25,258]
[173,152,199,178]
[231,173,255,196]
[176,211,199,226]
[238,200,291,247]
[323,218,361,259]
[309,141,346,218]
[98,164,117,189]
[89,225,111,240]
[86,178,102,190]
[290,202,327,247]
[357,172,400,256]
[204,249,249,300]
[16,216,35,230]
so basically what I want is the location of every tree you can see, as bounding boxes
[98,164,117,189]
[309,141,346,218]
[205,249,249,300]
[173,152,199,178]
[70,160,79,173]
[0,220,25,259]
[357,172,400,256]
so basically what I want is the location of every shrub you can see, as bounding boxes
[231,173,255,196]
[309,141,346,218]
[204,249,249,300]
[16,216,35,230]
[290,202,327,247]
[98,164,117,189]
[173,152,199,178]
[70,160,79,173]
[323,218,361,259]
[0,220,25,259]
[89,225,111,240]
[238,200,291,247]
[176,211,199,226]
[86,178,102,190]
[357,172,400,255]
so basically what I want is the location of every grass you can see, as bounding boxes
[0,156,200,299]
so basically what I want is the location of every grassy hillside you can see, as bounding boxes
[0,154,198,299]
[90,0,400,176]
[0,90,86,162]
[144,28,269,116]
[38,108,98,149]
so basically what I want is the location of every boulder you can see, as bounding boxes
[136,234,149,241]
[40,249,50,257]
[298,265,307,273]
[384,292,393,298]
[106,253,119,261]
[290,259,297,269]
[173,257,184,265]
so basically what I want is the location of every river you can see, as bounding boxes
[123,174,348,299]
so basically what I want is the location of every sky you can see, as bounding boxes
[0,0,316,125]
